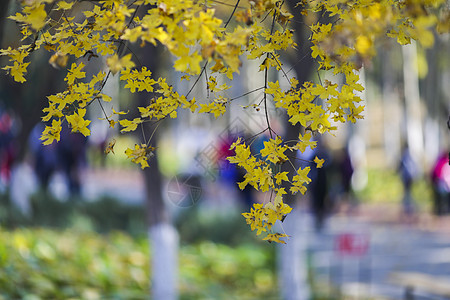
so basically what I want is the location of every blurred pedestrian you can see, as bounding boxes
[29,123,87,198]
[398,145,418,221]
[58,125,87,197]
[309,138,331,232]
[29,123,59,191]
[0,108,16,188]
[431,151,450,215]
[217,133,254,209]
[335,145,355,214]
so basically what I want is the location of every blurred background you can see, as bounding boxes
[0,1,449,300]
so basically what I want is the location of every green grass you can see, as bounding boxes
[355,168,434,211]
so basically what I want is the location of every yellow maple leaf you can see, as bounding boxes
[274,171,289,185]
[119,118,142,133]
[107,54,135,75]
[66,108,91,136]
[56,1,75,11]
[355,35,372,55]
[314,156,325,168]
[290,167,311,195]
[173,53,203,74]
[260,136,288,164]
[105,139,116,154]
[125,144,153,169]
[7,61,30,83]
[42,103,63,122]
[263,233,289,244]
[49,52,68,69]
[293,132,317,153]
[40,119,62,145]
[101,94,112,102]
[26,4,47,31]
[65,62,86,85]
[112,107,128,115]
[121,27,143,43]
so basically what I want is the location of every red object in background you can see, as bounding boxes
[336,233,370,256]
[432,152,450,192]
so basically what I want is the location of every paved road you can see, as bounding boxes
[309,215,450,299]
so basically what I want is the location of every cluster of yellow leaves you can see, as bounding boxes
[308,0,447,68]
[289,0,448,142]
[207,76,230,93]
[125,144,155,169]
[40,67,109,143]
[242,196,291,243]
[138,78,198,120]
[228,138,273,192]
[120,67,156,93]
[66,108,91,136]
[248,25,296,61]
[39,119,62,145]
[198,97,227,118]
[9,0,50,31]
[260,136,288,164]
[118,77,198,134]
[119,1,254,75]
[228,135,323,240]
[0,47,31,83]
[265,78,350,132]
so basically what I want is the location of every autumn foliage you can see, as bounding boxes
[1,0,447,243]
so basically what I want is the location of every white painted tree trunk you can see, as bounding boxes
[150,222,179,300]
[278,206,311,300]
[423,38,441,166]
[349,67,368,191]
[402,41,424,166]
[10,162,36,216]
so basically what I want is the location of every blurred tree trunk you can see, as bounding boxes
[382,44,402,166]
[0,1,47,162]
[143,140,178,300]
[278,2,316,299]
[135,28,178,300]
[1,1,67,215]
[1,2,68,163]
[0,1,9,45]
[423,34,443,166]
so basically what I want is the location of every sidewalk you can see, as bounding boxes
[311,204,450,300]
[346,203,450,234]
[81,167,145,204]
[81,167,450,234]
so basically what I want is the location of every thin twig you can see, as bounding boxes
[209,0,246,9]
[285,49,313,75]
[229,86,265,102]
[186,61,209,98]
[273,55,290,82]
[205,67,210,98]
[146,121,162,147]
[96,97,111,122]
[224,0,241,27]
[264,57,272,138]
[141,122,147,144]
